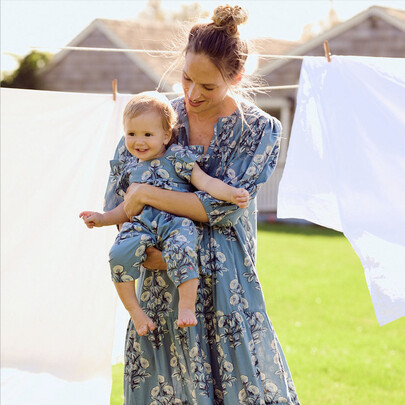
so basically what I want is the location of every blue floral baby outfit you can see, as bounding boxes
[109,144,204,287]
[104,97,300,405]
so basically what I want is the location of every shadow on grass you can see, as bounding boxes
[258,222,343,237]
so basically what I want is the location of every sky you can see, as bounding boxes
[2,0,405,73]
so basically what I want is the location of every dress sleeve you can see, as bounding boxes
[103,136,130,211]
[195,117,281,227]
[170,144,204,182]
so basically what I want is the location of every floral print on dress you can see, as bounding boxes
[140,274,173,349]
[124,330,151,391]
[217,310,246,349]
[105,97,300,405]
[215,342,237,397]
[150,375,183,405]
[189,336,212,397]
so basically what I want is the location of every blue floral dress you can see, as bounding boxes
[104,97,300,405]
[109,144,203,287]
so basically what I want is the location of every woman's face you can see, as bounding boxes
[182,52,229,116]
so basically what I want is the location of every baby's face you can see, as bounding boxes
[124,111,170,161]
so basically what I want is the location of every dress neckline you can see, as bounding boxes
[178,98,240,148]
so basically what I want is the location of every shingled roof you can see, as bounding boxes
[97,18,184,87]
[99,18,298,87]
[258,5,405,77]
[45,17,298,91]
[379,5,405,23]
[249,37,300,71]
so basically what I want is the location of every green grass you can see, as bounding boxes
[110,223,405,405]
[111,363,125,405]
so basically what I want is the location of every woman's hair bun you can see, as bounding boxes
[211,4,248,36]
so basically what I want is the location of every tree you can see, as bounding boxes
[172,3,209,22]
[1,50,52,89]
[138,0,208,23]
[138,0,165,22]
[300,0,340,41]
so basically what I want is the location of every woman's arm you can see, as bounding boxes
[123,183,209,223]
[192,117,282,227]
[123,184,207,271]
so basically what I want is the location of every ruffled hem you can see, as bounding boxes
[124,307,300,405]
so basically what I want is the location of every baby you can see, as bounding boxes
[80,92,249,336]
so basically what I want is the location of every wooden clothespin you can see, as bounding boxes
[323,40,331,62]
[112,79,118,101]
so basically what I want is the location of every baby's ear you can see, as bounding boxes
[164,131,171,145]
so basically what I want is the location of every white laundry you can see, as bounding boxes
[278,56,405,326]
[1,88,131,404]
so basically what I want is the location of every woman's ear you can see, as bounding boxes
[232,68,245,85]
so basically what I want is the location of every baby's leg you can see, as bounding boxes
[114,281,155,336]
[159,215,199,328]
[110,221,157,335]
[109,221,155,282]
[177,278,199,328]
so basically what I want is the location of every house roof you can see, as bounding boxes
[249,37,299,71]
[99,18,298,87]
[258,5,405,77]
[98,18,184,89]
[380,5,405,23]
[45,17,298,91]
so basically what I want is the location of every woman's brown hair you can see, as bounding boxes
[184,5,249,84]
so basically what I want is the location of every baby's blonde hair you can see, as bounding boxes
[123,91,178,136]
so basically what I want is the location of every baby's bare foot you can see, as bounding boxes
[130,308,156,336]
[177,308,197,328]
[232,188,249,208]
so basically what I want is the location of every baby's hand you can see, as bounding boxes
[231,188,250,209]
[79,211,105,228]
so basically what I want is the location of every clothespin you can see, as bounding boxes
[323,40,331,62]
[112,79,118,101]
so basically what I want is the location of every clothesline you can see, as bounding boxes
[30,45,302,95]
[161,85,299,96]
[30,46,307,60]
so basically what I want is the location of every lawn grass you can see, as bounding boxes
[110,223,405,405]
[111,363,125,405]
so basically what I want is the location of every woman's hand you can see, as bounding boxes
[143,247,167,270]
[123,183,148,218]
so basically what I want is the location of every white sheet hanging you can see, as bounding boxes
[1,88,131,404]
[278,56,405,326]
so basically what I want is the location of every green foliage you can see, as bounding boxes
[110,223,405,405]
[1,50,51,89]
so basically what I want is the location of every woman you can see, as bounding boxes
[105,5,300,404]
